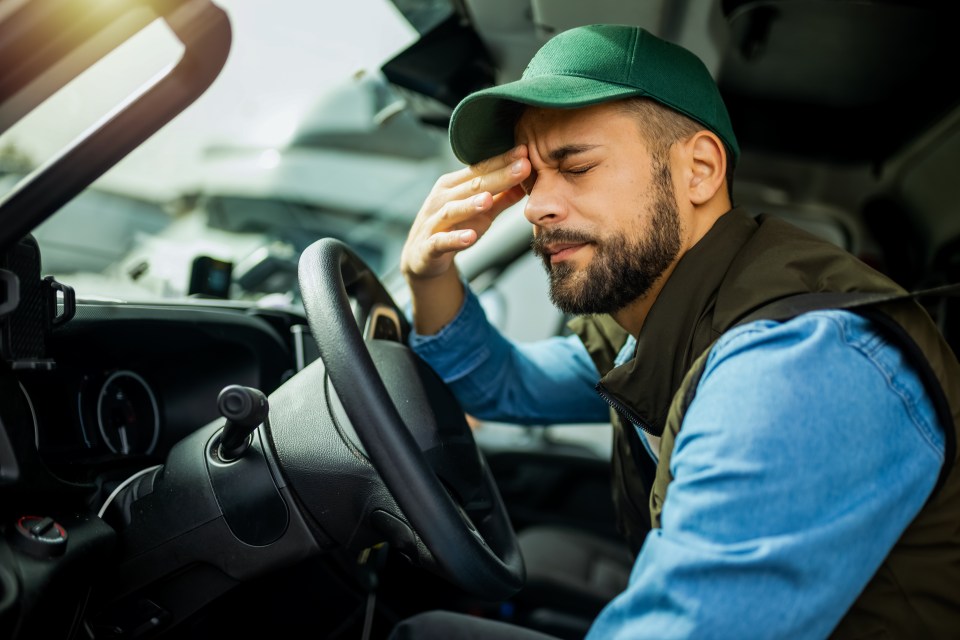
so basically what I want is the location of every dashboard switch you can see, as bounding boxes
[11,515,68,559]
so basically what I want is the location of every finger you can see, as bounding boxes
[449,155,530,203]
[488,184,527,218]
[423,229,477,259]
[426,193,492,231]
[432,183,526,234]
[470,185,528,236]
[441,144,526,188]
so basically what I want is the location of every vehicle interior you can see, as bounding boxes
[1,0,959,639]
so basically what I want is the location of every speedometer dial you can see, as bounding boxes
[96,370,160,455]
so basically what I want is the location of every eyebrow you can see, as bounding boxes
[548,144,600,163]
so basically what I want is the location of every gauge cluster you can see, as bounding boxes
[79,369,160,457]
[13,301,298,476]
[17,369,160,464]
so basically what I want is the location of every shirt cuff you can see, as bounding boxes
[408,287,494,383]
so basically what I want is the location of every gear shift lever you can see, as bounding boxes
[217,385,269,462]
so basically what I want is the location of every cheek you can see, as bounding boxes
[577,170,630,216]
[603,170,651,223]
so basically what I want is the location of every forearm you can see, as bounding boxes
[410,287,609,425]
[407,267,466,336]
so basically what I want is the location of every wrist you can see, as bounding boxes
[409,271,465,335]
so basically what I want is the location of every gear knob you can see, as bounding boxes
[217,385,268,461]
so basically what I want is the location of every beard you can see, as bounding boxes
[531,159,682,315]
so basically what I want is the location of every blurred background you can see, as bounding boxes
[0,0,460,304]
[0,0,582,452]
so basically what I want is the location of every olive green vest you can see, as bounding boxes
[571,208,960,637]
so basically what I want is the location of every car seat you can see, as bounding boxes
[514,526,632,639]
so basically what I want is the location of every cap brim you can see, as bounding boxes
[449,75,645,165]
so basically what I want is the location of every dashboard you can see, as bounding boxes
[7,300,309,484]
[0,296,321,638]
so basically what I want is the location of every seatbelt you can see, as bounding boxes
[737,282,960,326]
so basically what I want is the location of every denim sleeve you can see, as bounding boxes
[409,287,610,424]
[587,310,945,639]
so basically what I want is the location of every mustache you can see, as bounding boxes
[530,228,598,258]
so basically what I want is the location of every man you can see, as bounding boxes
[395,24,960,638]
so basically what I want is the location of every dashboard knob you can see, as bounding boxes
[10,515,67,559]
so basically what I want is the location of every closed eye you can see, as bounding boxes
[564,164,594,176]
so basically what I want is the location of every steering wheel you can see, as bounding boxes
[296,238,525,600]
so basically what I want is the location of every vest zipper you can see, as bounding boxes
[595,382,658,436]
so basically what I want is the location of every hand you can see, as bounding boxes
[401,145,530,282]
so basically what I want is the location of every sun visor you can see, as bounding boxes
[381,15,496,128]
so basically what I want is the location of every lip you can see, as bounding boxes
[547,242,587,264]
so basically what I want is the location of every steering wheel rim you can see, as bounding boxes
[297,237,524,600]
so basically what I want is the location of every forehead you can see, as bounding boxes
[513,102,645,153]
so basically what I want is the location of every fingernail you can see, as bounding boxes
[473,194,485,208]
[511,160,524,175]
[459,230,473,242]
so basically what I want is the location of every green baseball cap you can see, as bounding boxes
[449,24,739,166]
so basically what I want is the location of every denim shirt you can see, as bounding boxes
[410,287,944,638]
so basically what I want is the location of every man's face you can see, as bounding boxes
[516,102,683,315]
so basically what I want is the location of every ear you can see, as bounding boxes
[680,131,728,207]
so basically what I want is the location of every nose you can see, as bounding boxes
[523,175,566,226]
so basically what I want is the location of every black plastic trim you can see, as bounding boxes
[204,429,288,547]
[0,0,232,251]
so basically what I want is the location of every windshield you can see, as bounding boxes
[0,0,458,306]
